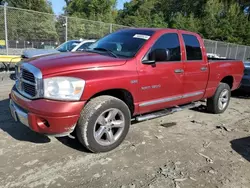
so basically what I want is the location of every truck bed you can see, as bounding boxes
[205,58,244,98]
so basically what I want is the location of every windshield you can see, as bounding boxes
[56,40,81,52]
[87,29,155,58]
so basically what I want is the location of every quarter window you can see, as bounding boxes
[182,34,202,60]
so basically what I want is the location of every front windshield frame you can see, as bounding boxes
[87,29,155,58]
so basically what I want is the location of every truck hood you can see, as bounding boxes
[22,49,60,59]
[26,52,127,75]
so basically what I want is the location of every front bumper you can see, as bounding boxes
[9,88,86,136]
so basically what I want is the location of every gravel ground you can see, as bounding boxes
[1,76,250,188]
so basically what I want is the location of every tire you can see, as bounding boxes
[76,95,131,153]
[207,83,231,114]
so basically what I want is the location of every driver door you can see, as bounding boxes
[137,32,184,114]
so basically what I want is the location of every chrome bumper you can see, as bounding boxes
[9,99,29,127]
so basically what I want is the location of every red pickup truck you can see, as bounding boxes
[9,28,244,153]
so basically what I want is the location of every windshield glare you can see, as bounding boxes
[88,29,155,58]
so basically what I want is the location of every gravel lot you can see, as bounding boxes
[1,74,250,188]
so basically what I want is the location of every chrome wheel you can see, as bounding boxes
[93,108,125,146]
[218,89,229,110]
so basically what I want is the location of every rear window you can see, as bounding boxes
[182,34,202,60]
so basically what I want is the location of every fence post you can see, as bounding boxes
[243,46,247,61]
[214,41,218,54]
[225,44,229,58]
[4,3,9,55]
[65,16,68,42]
[235,45,239,59]
[110,23,112,33]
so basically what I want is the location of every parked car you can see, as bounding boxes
[56,40,82,52]
[71,39,96,52]
[21,39,96,59]
[238,58,250,92]
[10,28,244,153]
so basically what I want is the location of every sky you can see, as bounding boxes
[50,0,130,15]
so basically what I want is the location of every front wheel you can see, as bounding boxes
[76,96,131,153]
[207,83,231,114]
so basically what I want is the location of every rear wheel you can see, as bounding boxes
[207,83,231,114]
[76,95,131,153]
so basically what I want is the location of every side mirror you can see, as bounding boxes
[144,49,170,64]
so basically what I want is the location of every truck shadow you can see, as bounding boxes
[0,98,50,143]
[231,136,250,162]
[56,136,91,153]
[55,120,141,152]
[190,104,208,114]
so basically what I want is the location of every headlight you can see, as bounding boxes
[44,77,85,101]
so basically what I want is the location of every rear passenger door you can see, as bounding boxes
[181,33,209,102]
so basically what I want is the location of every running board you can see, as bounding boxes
[135,102,201,122]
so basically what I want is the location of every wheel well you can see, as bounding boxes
[221,76,234,89]
[89,89,134,115]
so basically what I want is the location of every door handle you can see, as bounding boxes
[201,67,208,71]
[174,69,184,73]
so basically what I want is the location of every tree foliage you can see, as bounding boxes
[0,0,53,13]
[1,0,250,46]
[115,0,250,45]
[116,0,166,27]
[65,0,117,22]
[63,0,117,40]
[0,0,58,42]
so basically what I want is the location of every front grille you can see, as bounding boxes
[22,69,35,83]
[20,69,36,97]
[23,82,36,96]
[15,63,42,99]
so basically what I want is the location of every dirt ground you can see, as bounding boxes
[1,73,250,188]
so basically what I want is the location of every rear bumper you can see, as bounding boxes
[9,88,86,136]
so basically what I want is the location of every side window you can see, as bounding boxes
[150,33,181,62]
[182,34,202,60]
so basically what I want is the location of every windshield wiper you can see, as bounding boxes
[93,47,118,58]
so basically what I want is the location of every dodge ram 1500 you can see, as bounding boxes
[9,28,244,152]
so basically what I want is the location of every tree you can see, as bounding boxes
[171,13,202,34]
[65,0,117,22]
[0,0,53,13]
[64,0,117,39]
[0,0,58,43]
[116,0,167,27]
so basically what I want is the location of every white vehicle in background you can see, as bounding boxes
[22,39,96,59]
[72,39,96,52]
[207,53,226,59]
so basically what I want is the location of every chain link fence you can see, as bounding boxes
[1,5,250,62]
[0,5,128,55]
[203,39,250,61]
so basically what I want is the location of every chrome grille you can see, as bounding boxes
[23,81,36,96]
[15,63,43,99]
[20,69,36,97]
[22,69,35,83]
